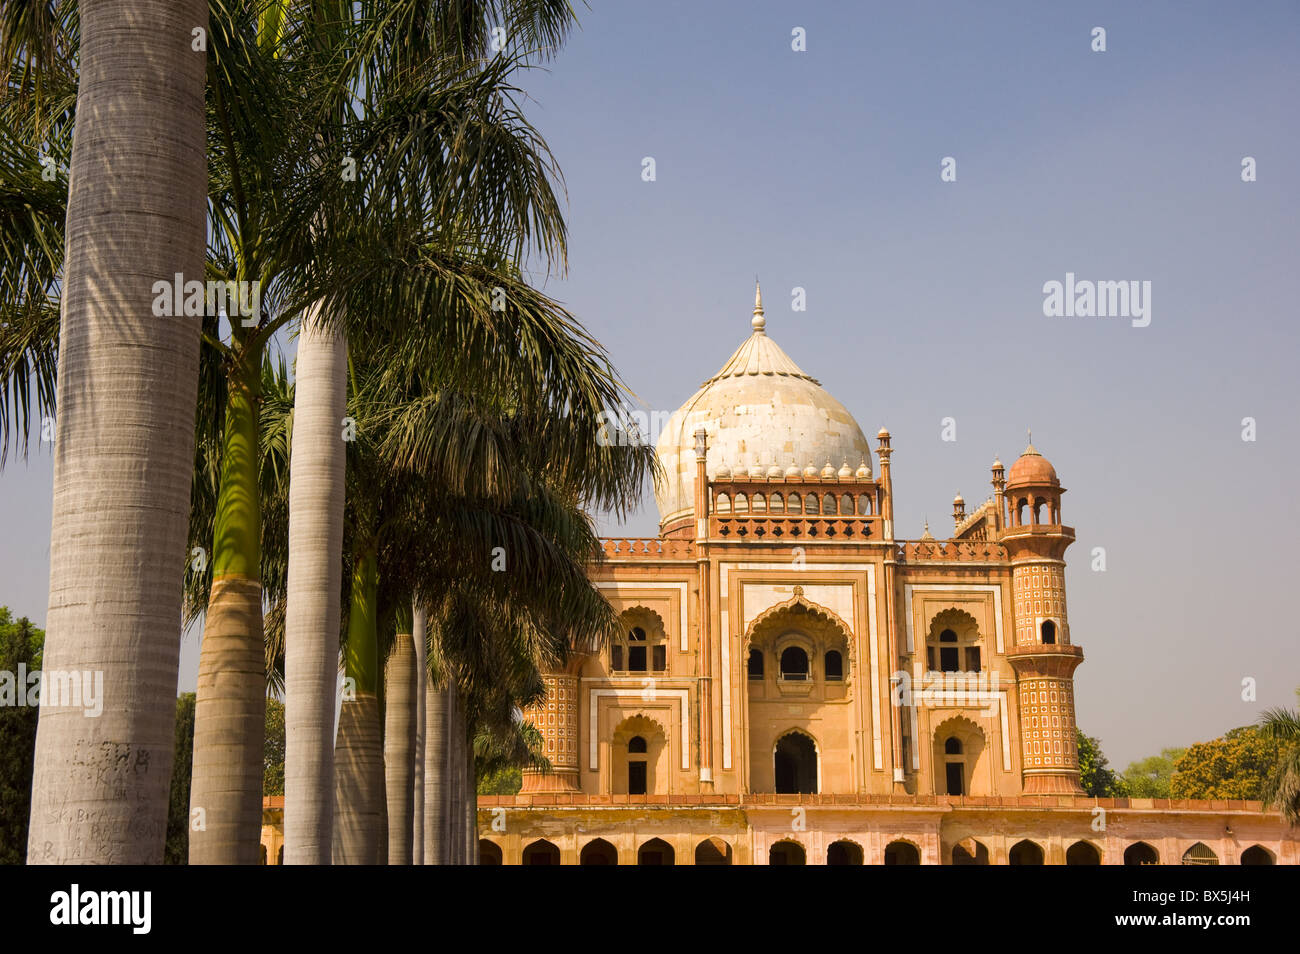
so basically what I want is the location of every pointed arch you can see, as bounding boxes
[746,592,855,664]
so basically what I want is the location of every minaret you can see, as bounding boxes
[1001,437,1084,794]
[876,427,893,540]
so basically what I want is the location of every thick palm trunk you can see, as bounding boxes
[190,358,265,864]
[423,682,449,864]
[26,0,207,865]
[332,546,383,863]
[448,691,465,864]
[411,606,427,865]
[283,312,348,864]
[383,609,417,864]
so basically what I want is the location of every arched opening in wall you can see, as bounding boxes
[579,838,617,866]
[752,492,767,513]
[748,649,764,679]
[716,493,731,514]
[734,493,749,513]
[787,493,803,514]
[1182,842,1219,865]
[769,841,806,865]
[1041,620,1056,645]
[824,650,843,681]
[951,839,989,865]
[884,841,920,865]
[1240,845,1274,865]
[627,626,647,672]
[942,737,964,795]
[804,494,820,515]
[1124,842,1159,866]
[770,493,785,513]
[1009,840,1044,865]
[479,840,504,865]
[627,735,648,795]
[1066,841,1101,865]
[827,840,864,865]
[1033,497,1046,524]
[822,494,838,515]
[637,838,674,866]
[774,731,818,794]
[779,646,809,681]
[695,837,732,865]
[522,839,560,865]
[858,494,872,515]
[840,494,854,514]
[1015,498,1028,526]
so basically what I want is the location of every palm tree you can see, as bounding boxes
[5,0,208,864]
[383,605,418,864]
[282,0,581,864]
[1259,689,1300,827]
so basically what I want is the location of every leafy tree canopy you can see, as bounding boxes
[1171,726,1280,800]
[264,697,285,798]
[1122,747,1186,798]
[0,606,43,864]
[1077,729,1127,797]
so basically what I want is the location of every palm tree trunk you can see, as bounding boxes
[464,724,477,864]
[283,310,348,864]
[332,546,383,864]
[26,0,207,865]
[423,682,449,864]
[411,606,427,865]
[383,608,417,864]
[189,354,266,865]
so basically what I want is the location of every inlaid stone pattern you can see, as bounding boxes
[1018,679,1078,770]
[1013,563,1068,645]
[524,673,579,771]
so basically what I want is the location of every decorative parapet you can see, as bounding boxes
[712,515,877,541]
[896,540,1008,563]
[599,537,696,560]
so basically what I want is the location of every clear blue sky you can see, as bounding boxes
[2,1,1297,768]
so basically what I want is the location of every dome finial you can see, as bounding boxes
[751,279,765,333]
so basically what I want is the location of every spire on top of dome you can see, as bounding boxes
[752,279,765,333]
[1022,427,1039,457]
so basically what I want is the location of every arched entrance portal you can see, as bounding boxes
[774,732,818,794]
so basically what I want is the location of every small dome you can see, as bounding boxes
[1007,442,1059,487]
[766,464,783,479]
[747,460,764,478]
[715,462,731,479]
[953,492,965,505]
[877,426,890,440]
[802,464,818,478]
[821,460,836,479]
[920,521,935,541]
[855,457,871,479]
[992,456,1003,470]
[784,462,801,478]
[837,460,853,479]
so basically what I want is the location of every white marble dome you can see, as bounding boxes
[653,285,872,528]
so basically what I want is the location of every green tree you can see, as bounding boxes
[1171,726,1281,800]
[1258,689,1300,826]
[0,608,44,863]
[164,693,196,865]
[1077,730,1127,797]
[1122,748,1186,798]
[264,698,285,798]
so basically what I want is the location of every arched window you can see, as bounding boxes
[1015,498,1028,526]
[1066,841,1101,865]
[735,493,749,513]
[1240,845,1274,865]
[752,492,767,513]
[627,735,648,795]
[1041,620,1056,645]
[613,623,666,673]
[522,839,560,865]
[883,841,920,865]
[716,493,731,514]
[827,840,864,865]
[824,650,843,681]
[579,839,617,866]
[769,841,806,865]
[779,646,809,680]
[1182,842,1218,866]
[747,649,764,679]
[787,493,803,514]
[804,494,820,515]
[944,737,962,755]
[822,494,837,515]
[840,494,854,514]
[927,613,982,673]
[857,494,872,515]
[479,840,504,865]
[770,493,785,514]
